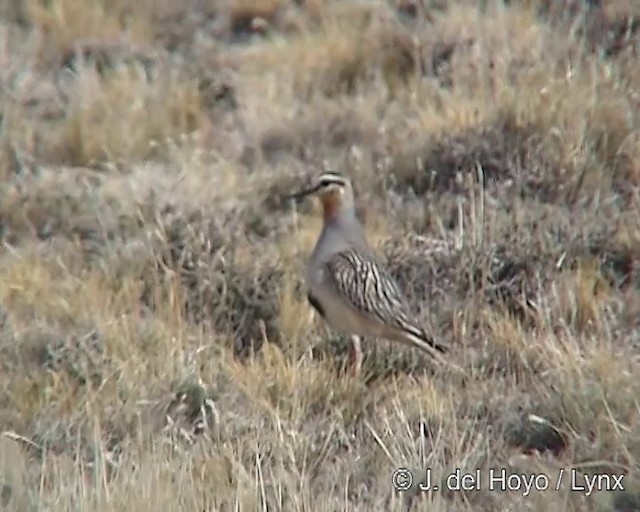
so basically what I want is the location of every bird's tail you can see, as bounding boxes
[391,322,468,377]
[395,321,447,355]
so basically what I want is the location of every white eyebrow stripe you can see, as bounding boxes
[318,172,347,186]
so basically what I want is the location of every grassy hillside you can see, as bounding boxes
[0,0,639,510]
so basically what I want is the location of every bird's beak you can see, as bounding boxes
[284,184,321,205]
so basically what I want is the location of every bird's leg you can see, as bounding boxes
[348,335,364,377]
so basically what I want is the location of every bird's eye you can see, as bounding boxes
[319,179,344,189]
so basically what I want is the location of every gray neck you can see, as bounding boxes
[314,210,370,260]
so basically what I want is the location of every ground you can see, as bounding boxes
[0,0,639,510]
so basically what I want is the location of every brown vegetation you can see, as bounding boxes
[0,0,639,510]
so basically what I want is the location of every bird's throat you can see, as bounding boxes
[320,193,341,221]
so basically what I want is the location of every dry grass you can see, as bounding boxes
[1,0,640,510]
[25,0,154,60]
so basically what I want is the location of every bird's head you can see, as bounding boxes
[287,171,355,221]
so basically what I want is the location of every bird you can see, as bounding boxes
[287,170,450,377]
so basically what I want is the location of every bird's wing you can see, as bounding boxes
[323,249,415,331]
[323,249,449,356]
